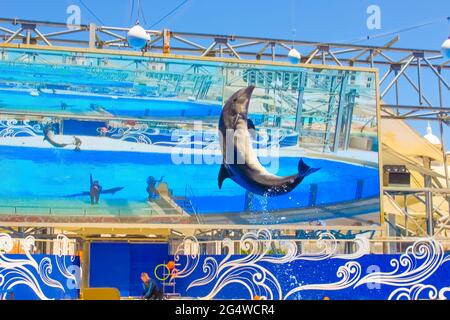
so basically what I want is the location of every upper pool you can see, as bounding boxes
[0,87,222,118]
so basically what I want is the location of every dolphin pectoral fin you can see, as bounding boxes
[298,158,321,178]
[247,118,256,131]
[247,119,257,139]
[218,164,230,189]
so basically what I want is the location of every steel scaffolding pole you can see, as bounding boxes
[332,75,348,152]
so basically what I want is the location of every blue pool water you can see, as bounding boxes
[0,89,222,118]
[0,146,380,215]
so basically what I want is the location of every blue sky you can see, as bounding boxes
[3,0,449,47]
[3,0,450,148]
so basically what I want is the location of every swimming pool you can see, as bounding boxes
[0,87,222,118]
[0,145,380,219]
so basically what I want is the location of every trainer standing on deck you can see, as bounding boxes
[89,174,102,205]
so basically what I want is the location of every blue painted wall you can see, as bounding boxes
[89,242,168,297]
[0,254,80,300]
[169,253,450,300]
[87,239,450,300]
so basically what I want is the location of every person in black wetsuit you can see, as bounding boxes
[140,272,162,300]
[146,176,164,202]
[89,174,102,205]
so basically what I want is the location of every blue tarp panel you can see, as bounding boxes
[89,242,168,297]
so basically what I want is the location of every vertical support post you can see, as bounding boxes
[343,89,357,150]
[404,194,409,237]
[323,76,337,151]
[438,119,450,225]
[294,72,306,135]
[271,42,275,61]
[59,118,64,135]
[163,29,171,54]
[81,240,91,290]
[88,23,96,48]
[417,57,422,105]
[439,120,449,187]
[438,67,443,107]
[385,213,399,254]
[423,157,434,236]
[394,69,399,109]
[45,228,53,254]
[25,29,31,45]
[369,49,374,68]
[332,74,348,152]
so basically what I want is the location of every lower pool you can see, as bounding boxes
[0,145,380,217]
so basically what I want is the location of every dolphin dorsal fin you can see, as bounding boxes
[218,164,230,189]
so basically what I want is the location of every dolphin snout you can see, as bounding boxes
[243,86,255,97]
[238,86,255,112]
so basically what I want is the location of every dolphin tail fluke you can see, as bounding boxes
[298,158,320,178]
[218,164,230,189]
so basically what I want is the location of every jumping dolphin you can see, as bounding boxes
[218,86,320,196]
[43,124,70,148]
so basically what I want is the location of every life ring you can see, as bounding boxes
[154,263,170,281]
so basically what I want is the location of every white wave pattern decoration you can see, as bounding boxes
[355,238,445,289]
[0,233,78,300]
[186,230,283,300]
[284,261,363,300]
[388,284,439,300]
[0,120,43,138]
[172,229,450,300]
[106,124,153,144]
[103,124,294,149]
[172,235,201,281]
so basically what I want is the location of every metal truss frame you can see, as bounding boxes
[1,17,450,238]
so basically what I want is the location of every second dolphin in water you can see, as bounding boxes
[218,86,320,197]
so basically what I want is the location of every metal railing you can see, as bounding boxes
[0,203,187,217]
[0,236,78,256]
[169,237,450,256]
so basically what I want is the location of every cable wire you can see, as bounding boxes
[138,0,149,26]
[345,15,450,44]
[149,0,189,29]
[129,0,135,25]
[77,0,106,26]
